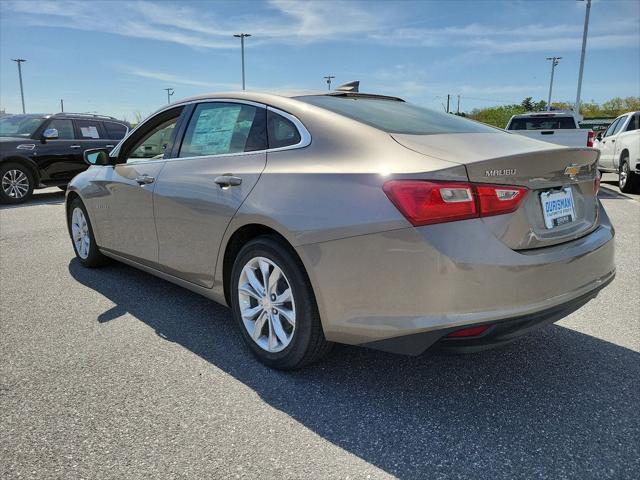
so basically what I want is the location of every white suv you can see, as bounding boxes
[595,111,640,193]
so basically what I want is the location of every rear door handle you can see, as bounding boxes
[214,175,242,187]
[135,174,155,185]
[70,145,81,149]
[106,144,115,148]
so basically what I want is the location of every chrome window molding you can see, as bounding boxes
[115,99,311,165]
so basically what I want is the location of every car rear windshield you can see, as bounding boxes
[0,115,45,137]
[296,95,497,135]
[508,116,576,130]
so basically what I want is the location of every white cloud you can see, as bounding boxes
[122,67,235,89]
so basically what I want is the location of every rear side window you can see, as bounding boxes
[626,113,639,132]
[47,119,74,139]
[508,116,576,130]
[75,120,103,139]
[103,121,128,140]
[179,102,266,158]
[267,110,301,148]
[297,95,496,135]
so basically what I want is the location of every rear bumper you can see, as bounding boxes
[298,203,615,352]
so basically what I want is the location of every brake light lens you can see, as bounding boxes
[383,180,528,226]
[382,181,478,226]
[587,130,594,147]
[476,184,528,217]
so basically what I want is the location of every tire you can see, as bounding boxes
[619,156,639,193]
[0,162,34,204]
[67,197,110,267]
[230,235,332,370]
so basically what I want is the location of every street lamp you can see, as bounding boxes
[575,0,592,117]
[233,33,251,90]
[164,87,174,104]
[324,75,335,91]
[11,58,26,113]
[545,56,562,111]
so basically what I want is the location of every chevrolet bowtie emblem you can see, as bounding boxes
[564,165,580,177]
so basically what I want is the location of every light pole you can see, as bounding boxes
[545,56,561,111]
[233,33,251,90]
[575,0,591,117]
[11,58,26,113]
[324,75,335,90]
[164,87,174,104]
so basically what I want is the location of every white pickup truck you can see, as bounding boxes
[505,111,594,148]
[594,111,640,193]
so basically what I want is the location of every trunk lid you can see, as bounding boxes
[392,132,600,250]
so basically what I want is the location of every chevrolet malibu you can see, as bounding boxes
[66,90,615,369]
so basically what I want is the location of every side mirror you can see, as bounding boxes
[42,128,59,140]
[596,132,603,141]
[84,148,112,166]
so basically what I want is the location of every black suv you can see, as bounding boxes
[0,113,130,203]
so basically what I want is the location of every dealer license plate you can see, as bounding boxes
[540,187,576,229]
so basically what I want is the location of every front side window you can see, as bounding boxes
[128,118,178,161]
[0,115,44,137]
[611,116,627,135]
[48,119,74,139]
[603,118,620,137]
[267,110,301,148]
[297,95,497,135]
[76,120,103,139]
[179,102,266,158]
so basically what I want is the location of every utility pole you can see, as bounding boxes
[446,94,450,113]
[324,75,335,91]
[164,87,174,104]
[456,95,460,114]
[60,99,64,112]
[11,58,26,113]
[545,57,561,111]
[233,33,251,90]
[575,0,591,117]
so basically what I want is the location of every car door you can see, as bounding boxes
[33,118,79,183]
[152,101,268,287]
[598,117,622,169]
[91,107,185,267]
[612,114,636,170]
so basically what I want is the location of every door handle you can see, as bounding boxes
[135,174,155,185]
[611,139,615,143]
[106,144,115,148]
[214,175,242,187]
[70,145,81,149]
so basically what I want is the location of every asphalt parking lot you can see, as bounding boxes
[1,185,639,480]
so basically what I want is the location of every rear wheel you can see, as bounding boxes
[619,156,639,193]
[0,162,34,204]
[230,235,332,370]
[67,197,109,267]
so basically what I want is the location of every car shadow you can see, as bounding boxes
[0,189,65,210]
[68,258,639,479]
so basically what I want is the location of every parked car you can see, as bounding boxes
[506,110,594,148]
[0,113,129,203]
[594,111,640,193]
[67,91,614,369]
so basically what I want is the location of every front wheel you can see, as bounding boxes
[230,235,332,370]
[619,157,639,193]
[67,197,110,267]
[0,162,34,204]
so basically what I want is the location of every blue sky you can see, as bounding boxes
[0,0,638,121]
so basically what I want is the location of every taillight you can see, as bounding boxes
[476,184,528,217]
[382,181,477,226]
[587,130,594,147]
[383,180,527,226]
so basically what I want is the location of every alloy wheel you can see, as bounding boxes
[620,161,628,189]
[71,207,91,259]
[1,169,30,199]
[238,256,296,353]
